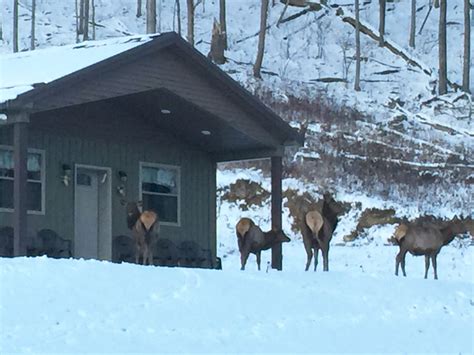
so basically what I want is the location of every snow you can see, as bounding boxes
[1,242,472,353]
[0,34,154,103]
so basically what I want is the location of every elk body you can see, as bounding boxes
[124,201,160,265]
[394,219,466,279]
[236,218,290,271]
[301,194,340,272]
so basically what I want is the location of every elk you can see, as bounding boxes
[394,218,467,279]
[301,194,340,272]
[122,200,160,265]
[236,218,290,271]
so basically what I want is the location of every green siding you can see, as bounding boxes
[0,125,216,260]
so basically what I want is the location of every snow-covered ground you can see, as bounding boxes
[1,243,472,353]
[1,169,473,354]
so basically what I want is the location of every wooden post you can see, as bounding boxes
[271,156,282,270]
[11,112,30,256]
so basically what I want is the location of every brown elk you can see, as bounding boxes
[122,200,160,265]
[236,218,291,271]
[301,193,340,272]
[394,218,467,279]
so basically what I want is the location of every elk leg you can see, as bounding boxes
[240,248,250,270]
[395,249,407,276]
[424,255,430,279]
[314,247,319,272]
[400,250,407,277]
[305,247,313,271]
[322,244,330,272]
[431,255,438,280]
[135,246,140,264]
[256,251,261,271]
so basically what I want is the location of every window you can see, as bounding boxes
[140,163,180,225]
[0,147,44,213]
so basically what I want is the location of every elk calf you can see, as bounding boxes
[236,218,290,271]
[394,219,466,280]
[123,201,160,265]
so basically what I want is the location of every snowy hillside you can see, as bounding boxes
[0,0,472,214]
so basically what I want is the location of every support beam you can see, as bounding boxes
[271,155,282,270]
[11,111,30,256]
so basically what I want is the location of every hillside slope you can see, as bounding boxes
[0,0,472,215]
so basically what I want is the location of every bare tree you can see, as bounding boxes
[409,0,416,48]
[92,0,96,40]
[13,0,19,52]
[186,0,194,45]
[439,0,447,95]
[147,0,157,33]
[254,0,269,79]
[0,12,3,41]
[379,0,386,46]
[462,0,471,92]
[219,0,227,49]
[355,0,361,91]
[79,0,84,34]
[31,0,36,50]
[174,0,181,35]
[137,0,142,17]
[83,0,90,40]
[75,0,80,42]
[208,19,226,64]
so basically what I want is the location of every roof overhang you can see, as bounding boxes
[1,32,304,160]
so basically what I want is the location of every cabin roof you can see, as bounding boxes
[0,35,155,104]
[1,32,303,158]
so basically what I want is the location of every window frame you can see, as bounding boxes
[139,161,181,227]
[0,145,46,215]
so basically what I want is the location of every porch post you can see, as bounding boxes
[271,155,282,270]
[11,111,30,256]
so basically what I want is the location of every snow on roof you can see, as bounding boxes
[0,34,156,104]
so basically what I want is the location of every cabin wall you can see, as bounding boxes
[0,118,216,262]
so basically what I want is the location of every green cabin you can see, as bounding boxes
[0,33,302,268]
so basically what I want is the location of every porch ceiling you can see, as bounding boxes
[116,88,270,154]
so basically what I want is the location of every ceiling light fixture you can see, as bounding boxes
[161,109,171,114]
[201,130,211,136]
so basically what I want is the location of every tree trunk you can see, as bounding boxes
[31,0,36,50]
[13,0,18,52]
[186,0,194,46]
[92,0,96,40]
[462,0,470,93]
[438,0,447,95]
[137,0,142,17]
[378,0,385,46]
[254,0,269,79]
[157,0,162,33]
[355,0,361,91]
[219,0,227,49]
[79,0,84,34]
[75,0,80,42]
[208,20,226,64]
[175,0,181,35]
[83,0,90,40]
[0,12,3,41]
[409,0,416,48]
[146,0,157,33]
